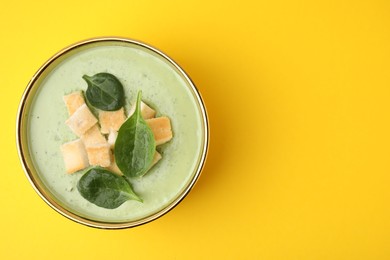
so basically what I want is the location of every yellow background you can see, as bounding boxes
[1,0,390,259]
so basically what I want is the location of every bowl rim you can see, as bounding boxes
[16,36,209,229]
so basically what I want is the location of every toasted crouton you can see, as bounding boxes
[146,117,173,145]
[61,139,89,174]
[99,108,126,134]
[63,91,85,116]
[151,151,162,167]
[107,129,118,149]
[106,154,123,176]
[65,104,98,137]
[128,101,156,119]
[85,143,112,167]
[81,124,106,147]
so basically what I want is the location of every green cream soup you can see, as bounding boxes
[26,42,204,222]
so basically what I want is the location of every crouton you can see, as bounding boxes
[81,124,106,147]
[99,108,126,134]
[107,129,118,149]
[151,151,162,167]
[85,143,112,167]
[128,101,156,119]
[63,91,85,116]
[65,104,98,137]
[146,117,173,145]
[61,139,89,174]
[105,154,123,176]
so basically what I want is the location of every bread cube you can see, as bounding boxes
[128,101,156,119]
[146,117,173,145]
[107,129,118,149]
[85,143,112,167]
[81,124,106,147]
[105,154,123,176]
[151,151,162,167]
[61,139,89,174]
[99,108,126,134]
[65,104,98,137]
[63,91,85,116]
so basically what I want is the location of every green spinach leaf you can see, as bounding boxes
[115,91,156,177]
[77,167,142,209]
[82,73,124,111]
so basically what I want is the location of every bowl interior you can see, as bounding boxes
[17,38,208,228]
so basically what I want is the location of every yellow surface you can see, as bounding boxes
[1,0,390,259]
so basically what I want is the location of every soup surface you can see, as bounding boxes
[27,43,202,222]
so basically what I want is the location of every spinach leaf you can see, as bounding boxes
[77,167,142,209]
[115,91,156,177]
[82,73,124,111]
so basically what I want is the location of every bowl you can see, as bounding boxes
[16,37,209,229]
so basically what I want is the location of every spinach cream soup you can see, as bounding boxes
[18,38,208,227]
